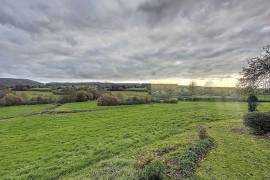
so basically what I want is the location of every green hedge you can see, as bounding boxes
[97,94,120,106]
[178,96,242,102]
[151,98,178,104]
[244,112,270,135]
[97,94,151,106]
[0,93,24,106]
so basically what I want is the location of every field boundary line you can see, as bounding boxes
[39,104,145,115]
[0,103,151,120]
[0,104,62,121]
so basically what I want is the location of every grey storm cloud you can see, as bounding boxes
[0,0,270,82]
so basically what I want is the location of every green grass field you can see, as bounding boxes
[183,95,270,102]
[15,90,60,99]
[0,104,55,120]
[111,91,150,98]
[0,102,270,179]
[53,101,99,111]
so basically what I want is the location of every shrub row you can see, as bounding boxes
[58,90,95,104]
[0,91,151,106]
[124,96,151,105]
[97,94,120,106]
[28,96,57,105]
[97,94,151,106]
[0,93,57,106]
[244,112,270,135]
[178,96,243,102]
[0,93,24,106]
[151,98,178,104]
[138,127,214,180]
[176,137,214,178]
[179,96,270,102]
[0,90,97,106]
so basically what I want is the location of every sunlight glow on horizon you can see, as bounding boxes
[150,77,239,87]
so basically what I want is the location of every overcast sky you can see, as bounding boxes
[0,0,270,86]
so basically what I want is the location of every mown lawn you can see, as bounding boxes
[0,102,269,179]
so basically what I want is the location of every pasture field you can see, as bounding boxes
[53,101,99,112]
[53,101,127,112]
[111,91,150,98]
[0,104,55,120]
[15,90,60,99]
[0,102,270,179]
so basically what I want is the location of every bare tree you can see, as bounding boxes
[239,45,270,92]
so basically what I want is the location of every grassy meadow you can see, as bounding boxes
[111,91,150,99]
[15,90,56,98]
[0,101,270,179]
[0,104,55,119]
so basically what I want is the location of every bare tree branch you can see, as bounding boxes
[239,45,270,92]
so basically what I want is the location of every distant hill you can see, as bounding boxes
[0,78,42,87]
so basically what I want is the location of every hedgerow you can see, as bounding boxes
[0,93,24,106]
[176,138,215,178]
[138,127,215,180]
[97,94,151,106]
[244,112,270,135]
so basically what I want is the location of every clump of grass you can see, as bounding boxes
[198,126,208,140]
[244,112,270,135]
[83,158,140,180]
[139,160,167,180]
